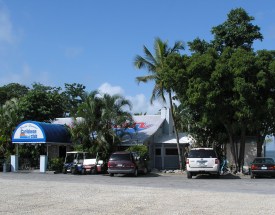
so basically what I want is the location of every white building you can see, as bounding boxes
[53,108,194,170]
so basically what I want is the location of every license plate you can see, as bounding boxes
[261,167,267,170]
[197,161,206,166]
[117,164,123,167]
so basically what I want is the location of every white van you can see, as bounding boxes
[186,148,220,179]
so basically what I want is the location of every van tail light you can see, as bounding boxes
[251,164,256,170]
[186,159,189,164]
[215,159,219,164]
[108,162,112,168]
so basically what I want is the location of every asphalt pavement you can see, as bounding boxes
[1,171,275,214]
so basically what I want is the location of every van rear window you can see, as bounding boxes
[188,150,217,158]
[109,154,131,161]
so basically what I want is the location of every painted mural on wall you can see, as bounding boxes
[114,122,153,145]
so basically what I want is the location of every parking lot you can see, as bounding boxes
[1,171,275,214]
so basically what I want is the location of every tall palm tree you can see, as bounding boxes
[134,37,185,170]
[73,92,133,160]
[97,93,133,159]
[100,93,133,131]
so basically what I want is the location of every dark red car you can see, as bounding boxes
[250,157,275,179]
[107,151,148,177]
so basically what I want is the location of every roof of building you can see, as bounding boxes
[53,115,165,146]
[155,132,195,145]
[118,115,165,145]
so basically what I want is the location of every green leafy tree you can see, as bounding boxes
[174,8,272,171]
[134,37,185,170]
[63,83,86,117]
[211,7,263,52]
[0,98,24,157]
[20,83,65,122]
[0,83,29,106]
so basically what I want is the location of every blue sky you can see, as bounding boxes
[0,1,275,114]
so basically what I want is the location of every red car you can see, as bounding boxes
[107,151,148,177]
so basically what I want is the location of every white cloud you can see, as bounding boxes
[126,94,166,115]
[0,4,15,44]
[98,82,166,115]
[98,82,125,96]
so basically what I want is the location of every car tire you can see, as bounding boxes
[62,168,67,174]
[91,167,97,174]
[187,171,192,179]
[109,173,114,177]
[72,167,78,175]
[81,169,86,175]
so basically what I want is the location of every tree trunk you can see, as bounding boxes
[237,125,246,172]
[256,134,265,157]
[224,123,238,171]
[168,92,183,171]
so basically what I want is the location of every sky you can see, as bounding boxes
[0,0,275,114]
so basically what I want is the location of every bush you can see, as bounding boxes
[48,157,64,173]
[126,145,149,159]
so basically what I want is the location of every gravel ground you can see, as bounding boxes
[1,172,275,215]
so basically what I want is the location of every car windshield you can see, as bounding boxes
[109,153,131,161]
[188,150,217,158]
[253,158,274,164]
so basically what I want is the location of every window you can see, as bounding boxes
[187,149,217,158]
[155,148,161,156]
[165,148,178,155]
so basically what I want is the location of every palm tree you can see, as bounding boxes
[71,91,101,152]
[73,92,133,160]
[100,93,133,130]
[0,98,23,157]
[134,37,185,170]
[97,93,133,159]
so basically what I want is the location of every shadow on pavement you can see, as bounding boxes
[102,172,161,177]
[194,173,241,179]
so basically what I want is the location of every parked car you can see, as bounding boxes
[250,157,275,179]
[107,151,148,177]
[186,148,220,179]
[82,153,105,174]
[62,151,87,174]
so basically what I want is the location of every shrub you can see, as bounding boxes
[126,145,149,159]
[48,157,64,173]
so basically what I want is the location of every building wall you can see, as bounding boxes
[151,142,187,170]
[226,137,258,169]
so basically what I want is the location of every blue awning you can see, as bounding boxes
[12,121,71,145]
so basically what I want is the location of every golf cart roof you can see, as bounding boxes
[66,151,88,154]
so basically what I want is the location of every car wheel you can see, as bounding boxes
[91,167,97,174]
[187,171,192,179]
[133,169,138,177]
[62,168,67,174]
[81,169,86,175]
[72,167,78,175]
[109,173,114,177]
